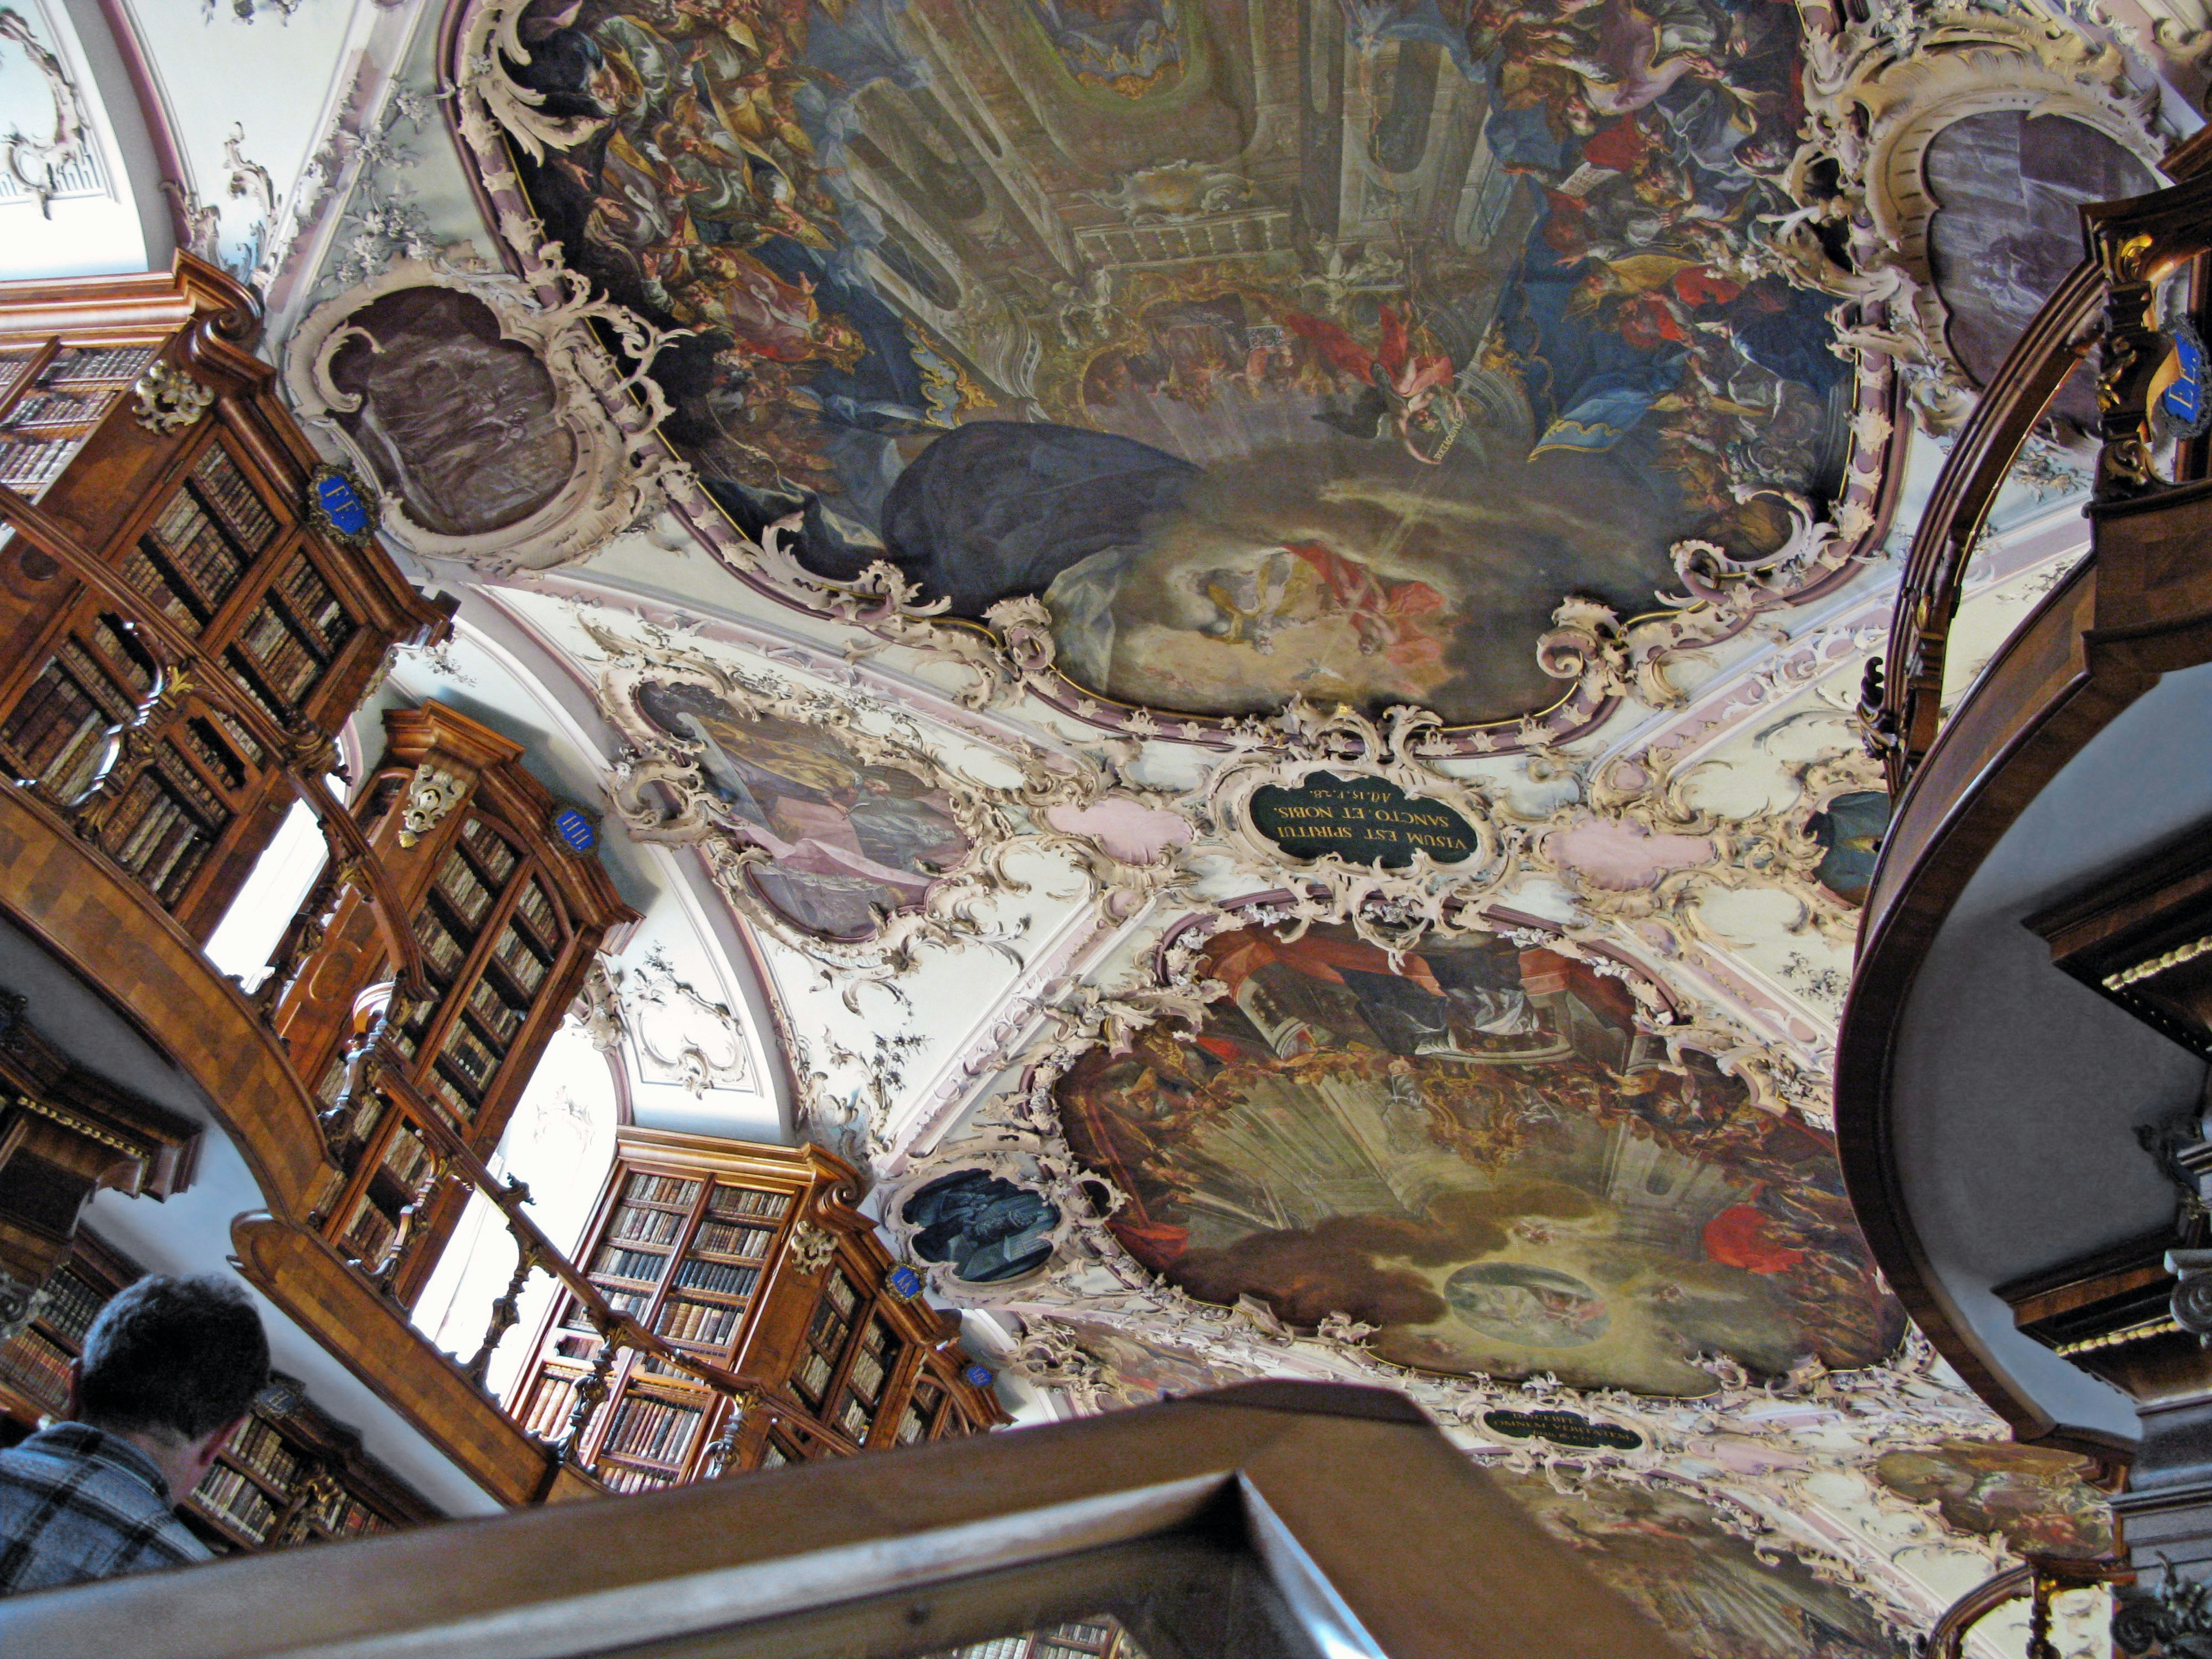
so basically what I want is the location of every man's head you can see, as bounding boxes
[73,1277,268,1460]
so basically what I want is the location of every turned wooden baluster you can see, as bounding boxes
[464,1216,541,1389]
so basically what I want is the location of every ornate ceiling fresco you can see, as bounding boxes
[67,0,2212,1650]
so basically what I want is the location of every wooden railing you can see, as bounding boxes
[1859,133,2212,798]
[0,498,855,1506]
[0,1380,1681,1659]
[1857,263,2108,795]
[1925,1559,2127,1659]
[320,1008,862,1469]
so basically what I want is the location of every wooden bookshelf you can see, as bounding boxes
[0,257,449,940]
[263,700,638,1307]
[0,1230,437,1552]
[507,1131,1005,1490]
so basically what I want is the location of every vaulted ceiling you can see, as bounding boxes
[5,1,2200,1652]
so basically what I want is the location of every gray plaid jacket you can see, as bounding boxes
[0,1422,211,1596]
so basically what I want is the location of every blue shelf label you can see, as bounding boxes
[962,1363,993,1389]
[887,1264,922,1298]
[550,805,596,852]
[312,469,372,539]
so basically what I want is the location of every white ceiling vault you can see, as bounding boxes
[25,0,2212,1652]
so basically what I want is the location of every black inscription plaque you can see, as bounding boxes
[1247,771,1480,869]
[1482,1408,1643,1452]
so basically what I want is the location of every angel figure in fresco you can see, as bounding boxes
[639,684,969,938]
[1283,303,1468,462]
[1284,305,1463,463]
[1185,540,1450,666]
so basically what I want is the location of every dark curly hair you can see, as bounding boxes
[78,1276,268,1441]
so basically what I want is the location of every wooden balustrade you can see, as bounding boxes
[0,1380,1682,1659]
[1859,134,2212,798]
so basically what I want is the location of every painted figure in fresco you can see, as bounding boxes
[498,0,1853,728]
[635,680,970,940]
[1873,1441,2116,1562]
[1056,923,1902,1396]
[1808,791,1890,908]
[902,1171,1060,1283]
[1491,1472,1908,1659]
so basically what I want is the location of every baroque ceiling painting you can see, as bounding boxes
[477,0,1865,733]
[1055,921,1899,1395]
[80,0,2203,1646]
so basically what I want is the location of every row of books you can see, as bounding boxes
[509,880,559,950]
[597,1463,676,1496]
[44,343,156,385]
[674,1257,759,1301]
[457,815,520,882]
[836,1394,874,1442]
[517,1372,581,1440]
[847,1336,892,1406]
[234,597,328,704]
[692,1219,777,1260]
[185,448,277,556]
[0,666,113,792]
[492,919,551,994]
[379,1128,431,1192]
[175,716,247,790]
[337,1195,399,1267]
[654,1297,738,1347]
[38,1270,104,1346]
[430,847,497,930]
[0,435,77,491]
[191,1465,277,1544]
[610,1203,685,1247]
[0,1327,69,1410]
[794,1346,835,1404]
[226,1416,305,1491]
[5,387,112,433]
[626,1173,701,1209]
[119,546,206,633]
[437,1016,503,1093]
[267,554,349,653]
[105,770,219,903]
[592,1244,669,1285]
[566,1286,649,1328]
[600,1393,702,1465]
[145,491,248,612]
[706,1185,790,1221]
[411,907,470,980]
[467,975,528,1044]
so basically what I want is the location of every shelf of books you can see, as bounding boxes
[506,1130,1007,1490]
[267,702,637,1309]
[0,1231,437,1552]
[0,262,449,941]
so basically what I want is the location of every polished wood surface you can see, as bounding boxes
[1838,163,2212,1447]
[0,777,328,1213]
[264,701,637,1306]
[231,1216,563,1508]
[0,1381,1680,1659]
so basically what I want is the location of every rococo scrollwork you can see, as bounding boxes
[585,618,1185,999]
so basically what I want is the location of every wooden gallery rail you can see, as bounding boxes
[0,262,851,1506]
[1835,147,2212,1448]
[0,1381,1680,1659]
[1858,127,2212,797]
